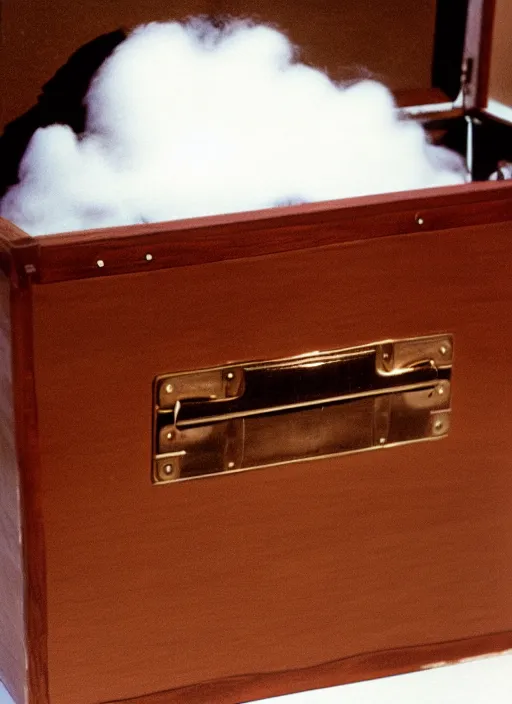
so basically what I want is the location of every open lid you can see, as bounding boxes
[428,0,496,116]
[0,0,501,129]
[486,0,512,122]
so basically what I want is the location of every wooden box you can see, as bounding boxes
[1,1,512,703]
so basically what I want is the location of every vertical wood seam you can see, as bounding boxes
[11,280,49,704]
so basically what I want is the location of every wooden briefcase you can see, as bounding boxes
[1,1,512,703]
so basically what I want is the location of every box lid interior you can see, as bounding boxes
[0,0,495,131]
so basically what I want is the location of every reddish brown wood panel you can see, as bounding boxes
[1,236,50,704]
[11,281,49,704]
[32,181,512,284]
[0,273,25,704]
[32,218,512,704]
[475,0,497,110]
[216,0,436,89]
[490,0,512,106]
[102,631,512,704]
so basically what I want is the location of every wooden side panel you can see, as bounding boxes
[32,220,512,704]
[0,273,25,704]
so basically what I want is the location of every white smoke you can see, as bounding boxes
[0,19,468,236]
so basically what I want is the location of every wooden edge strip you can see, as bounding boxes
[101,630,512,704]
[10,280,49,704]
[36,182,512,284]
[394,87,451,108]
[0,221,39,288]
[0,220,32,244]
[1,181,511,285]
[0,274,25,704]
[475,0,497,110]
[34,180,512,245]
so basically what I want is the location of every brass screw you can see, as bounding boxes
[163,464,173,475]
[434,419,444,432]
[165,383,173,394]
[439,345,448,356]
[437,386,445,396]
[166,431,173,441]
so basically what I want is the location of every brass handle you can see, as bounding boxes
[152,335,453,483]
[170,354,441,428]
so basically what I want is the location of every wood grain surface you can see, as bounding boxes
[0,273,25,704]
[31,218,512,703]
[0,219,49,703]
[29,181,512,284]
[490,0,512,107]
[11,282,49,704]
[1,0,437,129]
[475,0,496,109]
[101,631,512,704]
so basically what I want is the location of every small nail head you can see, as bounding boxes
[227,461,235,469]
[416,216,425,226]
[145,253,153,261]
[96,259,105,268]
[226,372,235,380]
[379,437,386,445]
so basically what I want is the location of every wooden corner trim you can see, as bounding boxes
[0,220,40,288]
[100,630,512,704]
[10,284,49,704]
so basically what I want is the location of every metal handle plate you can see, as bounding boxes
[152,335,453,483]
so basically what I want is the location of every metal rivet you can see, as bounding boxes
[383,352,390,361]
[165,383,173,394]
[166,431,173,441]
[379,437,386,445]
[145,253,153,261]
[96,259,105,268]
[226,372,235,380]
[437,386,445,396]
[163,464,173,475]
[416,216,425,226]
[434,420,444,431]
[440,345,448,356]
[227,461,235,469]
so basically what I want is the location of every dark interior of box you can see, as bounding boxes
[0,0,511,205]
[429,114,512,181]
